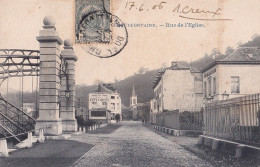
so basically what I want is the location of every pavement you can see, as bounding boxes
[0,140,93,167]
[70,122,212,167]
[1,121,258,167]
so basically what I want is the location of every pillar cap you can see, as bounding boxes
[61,39,78,61]
[43,16,56,30]
[43,16,56,26]
[64,39,73,47]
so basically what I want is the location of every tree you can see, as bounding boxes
[225,47,234,55]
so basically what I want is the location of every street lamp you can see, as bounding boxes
[65,90,71,98]
[222,91,229,100]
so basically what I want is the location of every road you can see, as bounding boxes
[70,121,212,167]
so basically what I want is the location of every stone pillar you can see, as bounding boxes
[60,39,78,132]
[35,16,63,136]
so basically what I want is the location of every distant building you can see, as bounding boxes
[130,85,150,121]
[151,62,203,120]
[22,103,36,118]
[150,99,157,124]
[130,84,137,108]
[89,84,121,122]
[201,47,260,102]
[75,105,89,121]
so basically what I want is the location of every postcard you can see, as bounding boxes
[0,0,259,166]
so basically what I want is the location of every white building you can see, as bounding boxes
[151,62,203,117]
[201,47,260,102]
[89,84,121,121]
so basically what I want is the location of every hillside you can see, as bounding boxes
[76,35,260,109]
[75,69,158,108]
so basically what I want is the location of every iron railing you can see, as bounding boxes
[0,95,36,141]
[205,93,260,147]
[156,109,204,131]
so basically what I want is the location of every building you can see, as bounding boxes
[22,103,36,118]
[130,85,150,121]
[150,99,157,124]
[201,47,260,102]
[151,61,203,116]
[130,84,137,108]
[75,105,89,121]
[89,84,121,122]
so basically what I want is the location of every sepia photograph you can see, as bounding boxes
[0,0,259,166]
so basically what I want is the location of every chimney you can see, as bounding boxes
[171,61,177,67]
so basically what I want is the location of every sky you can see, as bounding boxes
[0,0,260,91]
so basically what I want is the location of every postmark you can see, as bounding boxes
[75,0,111,43]
[80,11,128,58]
[75,0,128,58]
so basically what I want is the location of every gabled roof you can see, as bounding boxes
[201,47,260,72]
[152,62,197,89]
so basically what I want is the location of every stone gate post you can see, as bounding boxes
[60,39,78,132]
[35,16,63,135]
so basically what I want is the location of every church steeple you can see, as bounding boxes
[130,84,137,108]
[132,84,136,96]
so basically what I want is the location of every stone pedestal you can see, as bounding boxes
[35,16,63,136]
[60,39,78,132]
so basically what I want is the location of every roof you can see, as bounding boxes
[152,62,197,89]
[201,47,260,72]
[91,84,116,93]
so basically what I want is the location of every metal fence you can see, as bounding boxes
[205,93,260,146]
[156,109,203,131]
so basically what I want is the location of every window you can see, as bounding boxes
[117,103,120,109]
[213,77,216,95]
[231,76,240,93]
[111,103,115,109]
[208,76,211,96]
[91,111,106,117]
[92,102,97,105]
[133,99,136,105]
[102,102,107,106]
[111,96,115,99]
[204,82,207,97]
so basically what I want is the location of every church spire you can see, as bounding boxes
[130,84,137,108]
[132,84,136,96]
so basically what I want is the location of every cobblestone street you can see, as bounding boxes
[70,121,212,167]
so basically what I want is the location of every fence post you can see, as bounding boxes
[39,128,45,143]
[0,139,8,157]
[27,132,33,148]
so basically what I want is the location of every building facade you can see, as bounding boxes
[89,84,121,122]
[202,47,260,102]
[151,62,203,116]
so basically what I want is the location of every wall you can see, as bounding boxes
[163,69,197,111]
[203,64,260,102]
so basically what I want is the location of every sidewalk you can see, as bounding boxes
[0,140,93,167]
[144,123,260,167]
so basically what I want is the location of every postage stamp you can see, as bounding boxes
[75,0,128,58]
[80,11,128,58]
[75,0,111,44]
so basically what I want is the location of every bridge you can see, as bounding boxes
[0,16,78,142]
